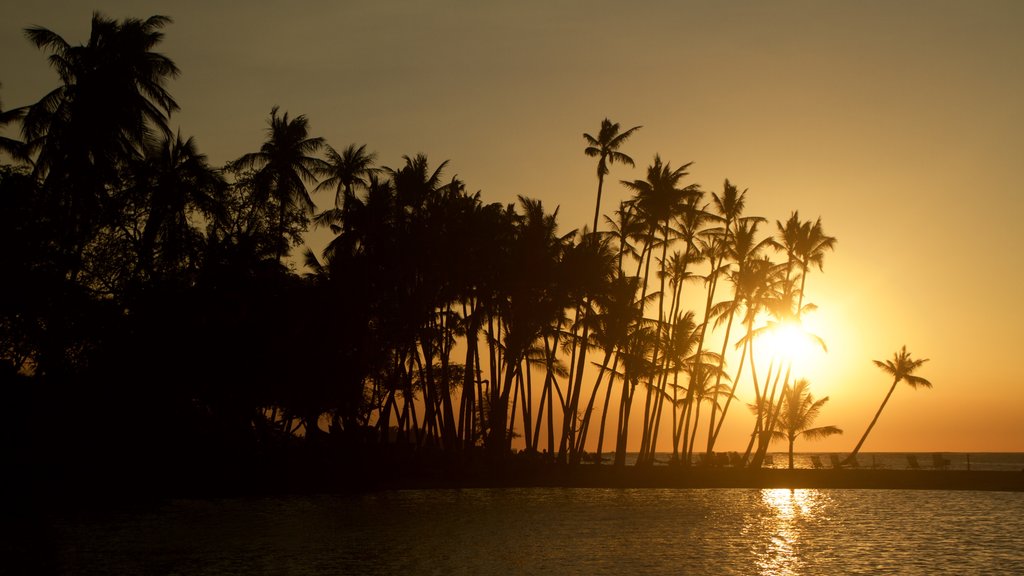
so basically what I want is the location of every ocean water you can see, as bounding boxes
[757,451,1023,471]
[628,451,1024,471]
[44,485,1024,575]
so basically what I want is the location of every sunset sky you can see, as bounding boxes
[3,1,1022,452]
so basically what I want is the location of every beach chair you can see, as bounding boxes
[932,453,951,470]
[810,455,825,469]
[728,452,742,467]
[907,454,922,470]
[829,454,859,468]
[763,453,774,466]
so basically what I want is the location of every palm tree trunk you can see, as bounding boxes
[705,299,738,455]
[596,353,622,463]
[711,315,753,446]
[845,378,899,464]
[574,347,613,458]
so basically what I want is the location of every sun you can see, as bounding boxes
[757,319,826,369]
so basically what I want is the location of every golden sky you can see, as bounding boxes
[3,1,1022,451]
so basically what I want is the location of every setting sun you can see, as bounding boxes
[753,318,828,377]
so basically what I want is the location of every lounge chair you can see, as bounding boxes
[728,452,742,467]
[810,455,825,469]
[932,453,951,470]
[907,454,922,470]
[763,453,774,466]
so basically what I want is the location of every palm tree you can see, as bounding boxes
[773,211,837,315]
[130,131,224,281]
[21,13,180,279]
[620,155,699,463]
[234,106,327,262]
[23,13,179,178]
[771,379,842,469]
[583,118,640,233]
[845,346,931,464]
[315,143,378,210]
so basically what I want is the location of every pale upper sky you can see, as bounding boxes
[3,1,1022,452]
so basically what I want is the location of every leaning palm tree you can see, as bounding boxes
[583,118,641,233]
[771,379,842,469]
[845,346,931,464]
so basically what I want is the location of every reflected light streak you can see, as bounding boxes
[755,488,829,576]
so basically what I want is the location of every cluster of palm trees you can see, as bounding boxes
[0,13,933,478]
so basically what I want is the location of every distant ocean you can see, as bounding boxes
[616,451,1024,471]
[735,451,1022,471]
[43,483,1024,575]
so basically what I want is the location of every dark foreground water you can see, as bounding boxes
[45,486,1024,575]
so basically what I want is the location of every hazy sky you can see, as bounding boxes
[3,1,1022,451]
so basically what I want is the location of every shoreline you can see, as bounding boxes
[348,463,1024,493]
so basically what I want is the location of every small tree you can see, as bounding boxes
[771,379,842,469]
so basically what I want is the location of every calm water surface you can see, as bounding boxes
[49,487,1024,575]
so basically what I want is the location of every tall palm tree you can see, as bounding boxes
[773,211,837,315]
[620,155,699,463]
[771,379,842,469]
[584,118,640,233]
[234,106,326,262]
[23,13,179,179]
[704,218,773,455]
[21,13,180,279]
[845,346,931,464]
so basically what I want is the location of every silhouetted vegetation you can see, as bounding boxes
[6,13,950,499]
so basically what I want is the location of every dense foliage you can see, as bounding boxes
[1,13,849,494]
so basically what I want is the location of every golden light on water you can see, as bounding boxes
[755,488,831,576]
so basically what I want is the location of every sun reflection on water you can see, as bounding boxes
[755,488,830,576]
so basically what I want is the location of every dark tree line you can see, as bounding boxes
[1,13,862,495]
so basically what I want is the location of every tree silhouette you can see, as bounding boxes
[235,106,326,262]
[129,132,225,282]
[21,13,180,280]
[316,143,379,209]
[845,346,931,464]
[584,118,640,234]
[770,379,842,469]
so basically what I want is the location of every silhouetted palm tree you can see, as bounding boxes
[621,155,699,463]
[235,106,326,262]
[21,13,180,279]
[315,143,378,209]
[845,346,931,464]
[705,218,773,454]
[771,379,842,469]
[773,211,836,314]
[584,118,640,233]
[22,13,179,177]
[130,132,224,281]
